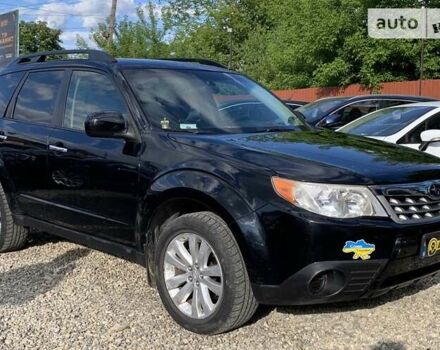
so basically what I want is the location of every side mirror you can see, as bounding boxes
[85,112,128,139]
[419,130,440,151]
[321,114,342,129]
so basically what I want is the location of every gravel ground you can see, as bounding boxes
[0,233,439,350]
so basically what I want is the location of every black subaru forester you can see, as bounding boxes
[0,50,439,334]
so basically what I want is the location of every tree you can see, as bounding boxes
[82,0,440,90]
[238,0,423,89]
[19,21,63,54]
[163,0,270,68]
[75,35,90,50]
[165,0,440,89]
[84,2,170,58]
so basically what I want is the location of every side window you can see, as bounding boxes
[13,71,64,125]
[403,124,425,144]
[400,113,440,144]
[63,71,128,131]
[0,72,23,117]
[336,100,381,124]
[380,100,409,108]
[427,113,440,129]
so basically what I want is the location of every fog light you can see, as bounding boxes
[308,270,345,296]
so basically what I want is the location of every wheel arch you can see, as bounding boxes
[140,170,269,286]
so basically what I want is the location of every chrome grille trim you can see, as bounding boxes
[372,181,440,224]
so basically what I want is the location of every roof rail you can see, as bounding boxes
[159,58,227,69]
[8,50,116,66]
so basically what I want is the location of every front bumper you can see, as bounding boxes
[252,257,440,305]
[251,203,440,305]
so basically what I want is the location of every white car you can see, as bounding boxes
[337,101,440,158]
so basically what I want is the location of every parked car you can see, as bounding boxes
[337,102,440,158]
[296,95,437,129]
[1,50,440,335]
[283,99,308,110]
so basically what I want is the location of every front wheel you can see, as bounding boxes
[155,211,258,334]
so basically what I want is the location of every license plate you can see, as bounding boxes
[420,232,440,258]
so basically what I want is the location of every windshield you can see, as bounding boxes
[339,106,435,136]
[123,69,308,133]
[297,97,349,123]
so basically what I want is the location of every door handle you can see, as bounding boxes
[49,145,68,153]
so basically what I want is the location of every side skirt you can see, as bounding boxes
[14,215,146,266]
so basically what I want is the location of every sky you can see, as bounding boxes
[0,0,152,48]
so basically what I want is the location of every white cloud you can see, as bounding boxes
[34,0,138,29]
[19,0,164,49]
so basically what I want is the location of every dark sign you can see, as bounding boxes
[0,10,18,67]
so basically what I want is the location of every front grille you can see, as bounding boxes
[385,195,440,221]
[374,181,440,223]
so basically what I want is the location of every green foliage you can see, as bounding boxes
[84,0,440,90]
[19,21,63,54]
[75,35,89,50]
[86,2,170,58]
[163,0,269,67]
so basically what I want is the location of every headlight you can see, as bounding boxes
[272,177,387,218]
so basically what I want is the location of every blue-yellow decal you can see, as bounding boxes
[342,239,375,260]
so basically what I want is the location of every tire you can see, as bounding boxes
[0,183,28,253]
[155,211,258,334]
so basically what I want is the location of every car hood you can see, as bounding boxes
[171,130,440,185]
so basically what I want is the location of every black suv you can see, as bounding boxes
[0,50,440,335]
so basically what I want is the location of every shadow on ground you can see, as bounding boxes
[0,247,90,306]
[370,341,406,350]
[249,273,439,323]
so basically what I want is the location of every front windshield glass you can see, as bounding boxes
[297,97,348,123]
[124,69,308,133]
[339,106,435,136]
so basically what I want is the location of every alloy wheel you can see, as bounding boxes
[163,233,223,319]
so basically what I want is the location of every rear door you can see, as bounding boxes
[45,69,139,244]
[0,69,66,219]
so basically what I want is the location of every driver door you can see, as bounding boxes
[45,69,140,244]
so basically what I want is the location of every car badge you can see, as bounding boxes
[427,184,440,199]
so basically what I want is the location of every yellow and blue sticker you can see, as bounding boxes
[342,239,376,260]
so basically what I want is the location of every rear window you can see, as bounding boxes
[338,106,435,136]
[0,72,23,117]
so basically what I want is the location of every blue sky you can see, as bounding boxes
[0,0,156,48]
